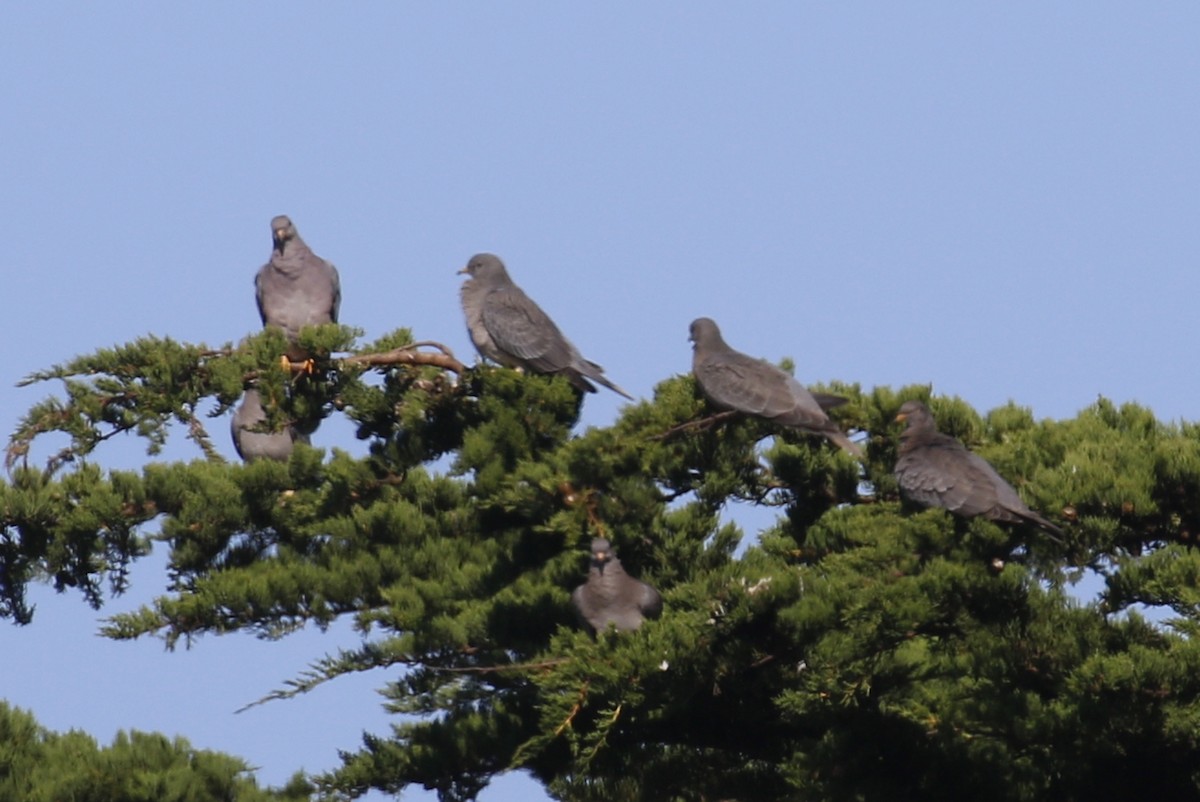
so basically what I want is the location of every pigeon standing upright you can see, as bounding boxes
[571,537,662,634]
[458,253,633,399]
[255,215,341,370]
[688,317,863,457]
[893,400,1063,537]
[230,388,310,462]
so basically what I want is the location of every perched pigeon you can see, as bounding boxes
[893,400,1063,537]
[231,388,310,462]
[571,537,662,634]
[255,215,341,366]
[688,317,863,457]
[458,253,633,399]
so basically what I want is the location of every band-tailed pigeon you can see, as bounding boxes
[893,400,1062,537]
[571,537,662,634]
[255,215,341,369]
[688,317,863,457]
[458,253,632,399]
[231,388,310,462]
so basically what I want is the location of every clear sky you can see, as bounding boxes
[3,4,1199,801]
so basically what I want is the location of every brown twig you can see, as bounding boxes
[558,483,608,537]
[554,681,591,736]
[434,657,570,675]
[12,420,136,474]
[651,410,740,441]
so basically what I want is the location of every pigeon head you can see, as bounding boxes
[271,215,298,253]
[588,537,614,572]
[895,400,935,432]
[688,317,724,350]
[458,253,509,282]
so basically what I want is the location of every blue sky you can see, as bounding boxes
[3,4,1199,801]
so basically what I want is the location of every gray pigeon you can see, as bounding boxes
[255,215,341,367]
[688,317,863,458]
[894,400,1063,537]
[231,388,310,462]
[571,537,663,634]
[458,253,633,399]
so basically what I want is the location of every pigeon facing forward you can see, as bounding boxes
[458,253,632,399]
[688,317,863,457]
[231,388,310,462]
[571,538,662,634]
[255,215,341,367]
[893,400,1062,537]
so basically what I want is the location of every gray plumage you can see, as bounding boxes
[458,253,633,399]
[688,317,863,458]
[255,215,341,358]
[894,400,1063,537]
[571,538,662,634]
[231,388,310,462]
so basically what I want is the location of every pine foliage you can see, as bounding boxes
[0,701,308,802]
[5,331,1200,800]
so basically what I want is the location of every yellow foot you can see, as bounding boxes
[280,356,316,374]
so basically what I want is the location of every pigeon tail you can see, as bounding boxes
[1019,511,1064,542]
[825,429,865,459]
[811,391,849,412]
[583,371,634,400]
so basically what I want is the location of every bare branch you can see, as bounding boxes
[433,657,570,675]
[340,341,465,374]
[651,410,741,441]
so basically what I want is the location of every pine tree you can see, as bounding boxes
[5,326,1200,801]
[0,701,309,801]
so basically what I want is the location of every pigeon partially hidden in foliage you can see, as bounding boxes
[231,388,309,462]
[255,215,341,368]
[893,400,1063,538]
[458,253,633,399]
[688,317,863,458]
[571,537,662,634]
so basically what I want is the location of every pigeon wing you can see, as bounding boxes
[896,435,1001,517]
[482,285,575,372]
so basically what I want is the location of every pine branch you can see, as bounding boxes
[183,405,225,463]
[6,332,465,472]
[235,641,562,713]
[236,642,426,713]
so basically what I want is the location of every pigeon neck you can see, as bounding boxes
[272,242,311,272]
[899,423,935,444]
[594,558,624,577]
[460,275,486,293]
[240,390,266,418]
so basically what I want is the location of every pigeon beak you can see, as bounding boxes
[456,266,470,275]
[894,412,908,423]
